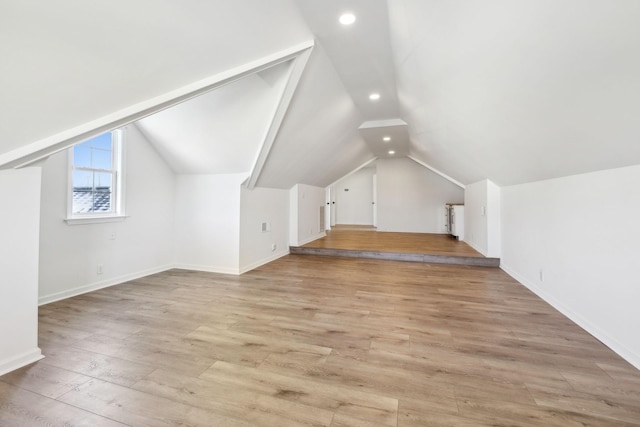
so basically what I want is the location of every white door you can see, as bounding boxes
[335,170,374,225]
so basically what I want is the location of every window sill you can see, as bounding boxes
[65,215,129,226]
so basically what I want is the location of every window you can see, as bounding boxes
[68,129,125,221]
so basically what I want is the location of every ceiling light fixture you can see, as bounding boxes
[383,136,391,142]
[369,93,380,101]
[339,13,356,25]
[388,150,395,155]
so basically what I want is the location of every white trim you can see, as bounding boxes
[38,264,173,306]
[1,40,316,170]
[239,249,290,274]
[500,262,640,370]
[327,157,378,188]
[407,156,466,189]
[0,348,44,377]
[246,46,313,189]
[38,258,295,305]
[65,215,129,226]
[296,231,327,247]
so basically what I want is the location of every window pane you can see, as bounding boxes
[74,133,112,169]
[92,190,112,213]
[72,189,93,214]
[94,172,112,191]
[73,145,91,168]
[86,133,112,150]
[73,170,93,191]
[72,171,113,214]
[91,147,112,170]
[69,130,120,217]
[93,172,113,212]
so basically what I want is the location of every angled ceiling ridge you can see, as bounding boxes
[327,157,378,188]
[245,44,315,189]
[0,40,315,170]
[407,155,466,189]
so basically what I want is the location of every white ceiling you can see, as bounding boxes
[0,0,311,160]
[135,61,293,174]
[389,0,640,185]
[1,0,640,188]
[255,42,372,188]
[359,120,410,158]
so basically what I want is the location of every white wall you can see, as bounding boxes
[464,179,501,257]
[501,164,640,369]
[289,183,326,246]
[0,168,43,375]
[376,157,464,233]
[173,173,246,274]
[239,186,289,273]
[38,125,175,304]
[335,167,375,225]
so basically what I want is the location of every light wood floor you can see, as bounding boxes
[304,226,484,258]
[2,255,640,426]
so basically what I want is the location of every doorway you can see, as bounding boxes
[331,164,376,227]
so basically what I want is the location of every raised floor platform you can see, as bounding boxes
[291,226,500,268]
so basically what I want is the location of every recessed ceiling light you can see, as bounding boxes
[339,13,356,25]
[369,93,380,101]
[388,150,395,155]
[383,136,391,142]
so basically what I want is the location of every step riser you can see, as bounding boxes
[290,247,500,268]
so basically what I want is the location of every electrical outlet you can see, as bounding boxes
[97,264,104,275]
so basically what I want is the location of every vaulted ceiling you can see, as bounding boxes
[1,1,639,188]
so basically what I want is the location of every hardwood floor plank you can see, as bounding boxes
[38,321,94,346]
[527,382,640,425]
[2,255,640,425]
[0,362,92,399]
[71,333,217,376]
[0,382,126,427]
[133,368,335,427]
[455,396,634,427]
[303,229,482,257]
[58,378,250,427]
[201,361,398,426]
[38,340,155,387]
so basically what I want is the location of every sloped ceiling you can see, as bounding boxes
[256,43,371,188]
[0,0,312,163]
[389,0,640,186]
[135,61,294,174]
[2,1,640,189]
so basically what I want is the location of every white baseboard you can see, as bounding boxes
[239,249,290,274]
[296,232,326,247]
[38,264,174,306]
[38,254,291,307]
[0,348,44,376]
[500,262,640,370]
[172,263,240,276]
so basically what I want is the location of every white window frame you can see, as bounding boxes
[66,129,127,225]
